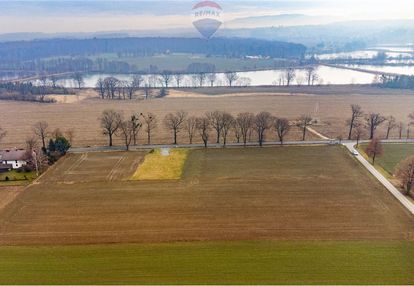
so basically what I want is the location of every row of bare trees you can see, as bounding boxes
[277,67,320,86]
[98,110,318,149]
[95,71,243,101]
[347,105,414,142]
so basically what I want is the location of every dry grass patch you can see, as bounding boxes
[131,149,189,180]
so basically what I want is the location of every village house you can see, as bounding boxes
[0,149,29,170]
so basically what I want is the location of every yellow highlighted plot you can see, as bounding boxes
[131,149,189,180]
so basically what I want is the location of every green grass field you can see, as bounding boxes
[131,149,188,180]
[85,53,293,72]
[1,241,414,285]
[359,143,414,175]
[0,170,36,186]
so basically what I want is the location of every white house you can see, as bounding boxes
[0,149,28,169]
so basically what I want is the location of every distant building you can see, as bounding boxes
[0,149,29,169]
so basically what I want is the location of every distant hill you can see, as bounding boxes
[226,14,336,29]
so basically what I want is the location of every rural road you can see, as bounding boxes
[69,139,414,153]
[69,140,337,153]
[344,142,414,216]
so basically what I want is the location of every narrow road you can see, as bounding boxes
[69,140,334,153]
[344,142,414,216]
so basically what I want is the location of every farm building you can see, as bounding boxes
[0,149,29,169]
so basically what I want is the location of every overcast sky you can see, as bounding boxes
[0,0,413,33]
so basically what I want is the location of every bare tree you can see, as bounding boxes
[225,71,239,87]
[126,78,140,100]
[196,72,206,87]
[353,124,365,147]
[38,76,48,102]
[51,128,63,139]
[220,112,234,146]
[207,73,217,87]
[366,113,386,139]
[132,75,143,89]
[25,136,40,175]
[118,119,134,151]
[207,111,224,144]
[305,67,318,86]
[285,68,296,86]
[142,113,157,145]
[185,116,197,144]
[143,84,153,99]
[347,104,364,140]
[160,70,173,88]
[235,112,254,146]
[65,129,75,146]
[33,121,49,150]
[96,78,106,99]
[365,138,383,164]
[398,122,404,139]
[233,122,242,143]
[385,116,397,139]
[104,77,120,99]
[72,72,84,89]
[254,112,272,147]
[297,115,312,141]
[395,156,414,195]
[173,74,184,88]
[163,111,187,144]
[99,110,122,147]
[117,80,128,100]
[130,114,142,146]
[274,118,290,145]
[196,117,211,148]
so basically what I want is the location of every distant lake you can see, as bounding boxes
[316,50,413,61]
[56,65,377,88]
[342,65,414,76]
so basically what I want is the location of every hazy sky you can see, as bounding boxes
[1,0,413,33]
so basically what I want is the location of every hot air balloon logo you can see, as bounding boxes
[192,1,222,39]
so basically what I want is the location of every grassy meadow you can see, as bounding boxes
[359,143,414,175]
[1,241,414,285]
[131,149,188,180]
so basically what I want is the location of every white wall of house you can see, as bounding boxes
[2,160,27,169]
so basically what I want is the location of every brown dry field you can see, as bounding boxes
[0,186,22,211]
[1,86,414,148]
[0,146,413,246]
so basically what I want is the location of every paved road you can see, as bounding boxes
[69,138,414,153]
[344,142,414,216]
[69,140,336,153]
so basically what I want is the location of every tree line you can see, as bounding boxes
[346,104,414,144]
[0,37,306,66]
[0,81,70,103]
[376,74,414,90]
[98,110,318,150]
